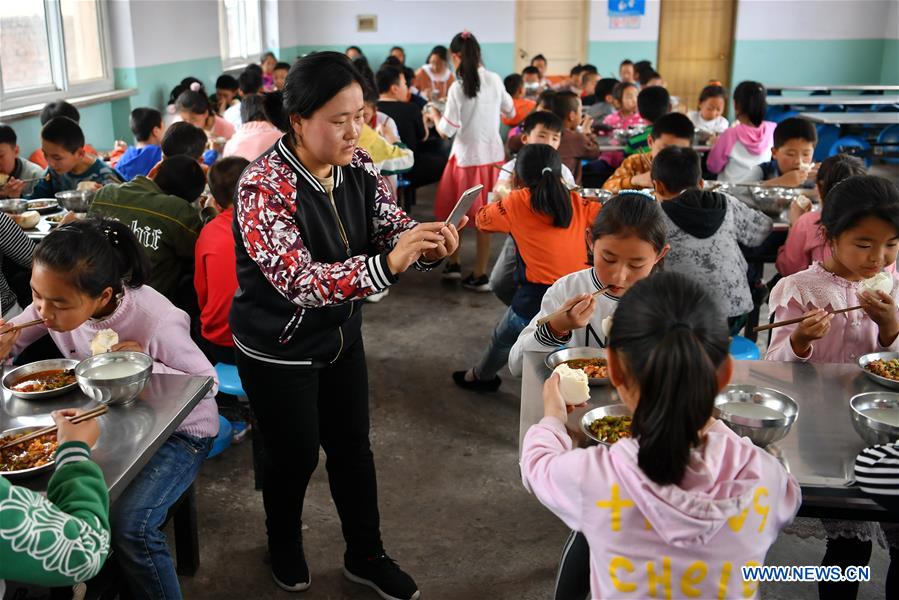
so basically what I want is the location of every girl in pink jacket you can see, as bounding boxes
[522,271,800,599]
[707,81,776,183]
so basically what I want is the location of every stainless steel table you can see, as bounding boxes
[2,372,214,501]
[23,216,59,241]
[767,85,899,93]
[799,111,899,126]
[767,94,899,106]
[519,353,896,521]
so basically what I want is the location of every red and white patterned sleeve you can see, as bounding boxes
[236,156,396,308]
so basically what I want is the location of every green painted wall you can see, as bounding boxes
[587,41,658,78]
[883,39,899,84]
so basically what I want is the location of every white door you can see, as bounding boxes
[516,0,589,76]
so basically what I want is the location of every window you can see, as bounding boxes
[0,0,113,109]
[218,0,263,69]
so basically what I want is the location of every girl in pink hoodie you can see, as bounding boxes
[707,81,776,183]
[522,271,800,599]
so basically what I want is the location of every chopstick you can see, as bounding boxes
[0,405,108,451]
[536,286,612,327]
[753,305,862,333]
[492,164,514,175]
[0,318,46,336]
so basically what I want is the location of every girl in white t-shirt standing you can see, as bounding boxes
[431,31,515,291]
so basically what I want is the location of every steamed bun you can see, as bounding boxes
[90,329,119,355]
[554,363,590,406]
[858,272,893,296]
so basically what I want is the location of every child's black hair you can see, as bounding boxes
[514,144,571,228]
[521,111,563,135]
[642,70,663,84]
[537,89,556,110]
[376,65,404,94]
[773,117,818,148]
[39,101,80,126]
[531,54,547,65]
[611,81,636,103]
[34,218,151,297]
[208,156,249,209]
[698,84,727,105]
[637,87,670,123]
[0,124,17,146]
[821,175,899,241]
[269,52,365,131]
[733,80,767,127]
[550,91,580,123]
[41,117,85,153]
[620,59,634,68]
[816,154,867,199]
[522,66,540,78]
[346,46,363,56]
[240,94,267,123]
[504,73,524,97]
[651,146,702,195]
[260,51,276,64]
[651,112,695,140]
[167,77,204,106]
[353,57,376,96]
[215,75,239,91]
[245,64,263,76]
[596,78,620,100]
[450,32,482,99]
[570,64,584,77]
[590,193,667,253]
[176,90,214,117]
[427,46,448,63]
[390,46,405,61]
[608,271,729,486]
[153,155,206,203]
[160,122,207,160]
[581,64,598,75]
[130,107,163,142]
[274,62,291,72]
[238,68,264,95]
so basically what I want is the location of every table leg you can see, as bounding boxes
[173,483,200,576]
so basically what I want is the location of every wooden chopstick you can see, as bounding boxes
[536,286,612,328]
[492,164,514,175]
[753,305,862,333]
[0,318,45,336]
[0,405,108,451]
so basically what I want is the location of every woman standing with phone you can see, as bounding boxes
[232,52,461,599]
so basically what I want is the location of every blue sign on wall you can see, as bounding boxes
[608,0,646,17]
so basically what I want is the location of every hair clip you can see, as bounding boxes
[103,226,120,247]
[190,82,202,92]
[460,30,472,40]
[541,167,553,175]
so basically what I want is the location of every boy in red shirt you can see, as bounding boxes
[194,156,249,364]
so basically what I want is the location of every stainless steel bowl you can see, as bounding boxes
[580,188,614,203]
[858,351,899,390]
[580,404,632,446]
[75,351,153,405]
[713,384,799,447]
[0,199,27,214]
[2,359,80,400]
[849,392,899,445]
[27,198,60,214]
[0,424,57,479]
[55,190,94,213]
[545,347,609,386]
[750,186,801,219]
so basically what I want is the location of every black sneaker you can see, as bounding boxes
[452,370,502,392]
[462,273,491,292]
[344,552,419,600]
[442,262,462,280]
[270,542,311,592]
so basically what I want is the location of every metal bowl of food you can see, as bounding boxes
[580,188,614,203]
[849,392,899,445]
[545,347,609,386]
[858,351,899,390]
[0,423,58,479]
[750,186,801,219]
[27,198,60,214]
[713,385,799,447]
[75,351,153,405]
[55,190,94,213]
[2,359,80,400]
[0,199,28,215]
[580,404,632,446]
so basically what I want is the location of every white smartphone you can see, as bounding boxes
[444,184,484,228]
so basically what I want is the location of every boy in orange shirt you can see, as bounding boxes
[502,74,537,128]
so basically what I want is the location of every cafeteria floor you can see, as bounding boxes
[177,165,899,600]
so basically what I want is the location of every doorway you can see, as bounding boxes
[515,0,589,77]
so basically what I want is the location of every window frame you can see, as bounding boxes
[0,0,115,111]
[218,0,264,71]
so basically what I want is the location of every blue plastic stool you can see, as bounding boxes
[876,124,899,165]
[829,136,872,167]
[215,362,245,397]
[814,125,841,163]
[207,415,233,458]
[730,335,761,360]
[769,110,800,124]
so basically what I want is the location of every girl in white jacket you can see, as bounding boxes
[509,192,669,377]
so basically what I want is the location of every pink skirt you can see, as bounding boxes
[434,155,501,222]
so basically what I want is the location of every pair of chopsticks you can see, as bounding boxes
[0,318,45,336]
[753,305,861,333]
[536,286,612,327]
[0,404,108,451]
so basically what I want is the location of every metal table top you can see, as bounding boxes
[767,85,899,93]
[519,353,896,520]
[2,372,213,501]
[799,111,899,126]
[767,94,899,106]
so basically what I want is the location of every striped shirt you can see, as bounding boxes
[854,442,899,501]
[0,212,34,316]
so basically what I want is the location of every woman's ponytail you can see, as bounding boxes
[608,272,730,486]
[450,31,481,98]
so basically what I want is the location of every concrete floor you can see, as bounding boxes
[174,185,892,600]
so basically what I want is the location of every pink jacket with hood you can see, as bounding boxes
[707,121,777,183]
[521,416,800,599]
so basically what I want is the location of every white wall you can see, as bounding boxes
[587,0,660,42]
[124,0,221,67]
[734,0,895,40]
